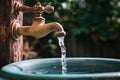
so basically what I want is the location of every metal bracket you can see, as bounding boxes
[11,20,21,40]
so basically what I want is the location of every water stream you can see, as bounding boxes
[57,36,67,74]
[24,36,68,74]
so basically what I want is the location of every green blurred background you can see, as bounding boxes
[22,0,120,59]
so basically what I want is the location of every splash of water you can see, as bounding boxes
[57,36,67,74]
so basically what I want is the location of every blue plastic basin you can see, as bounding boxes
[1,58,120,80]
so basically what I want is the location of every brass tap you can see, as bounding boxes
[12,1,66,40]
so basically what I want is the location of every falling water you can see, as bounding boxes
[57,36,67,74]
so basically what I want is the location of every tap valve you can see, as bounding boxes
[16,1,54,21]
[17,1,54,16]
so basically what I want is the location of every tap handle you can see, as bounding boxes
[32,2,54,14]
[15,1,54,16]
[18,1,54,14]
[18,5,33,12]
[44,5,54,13]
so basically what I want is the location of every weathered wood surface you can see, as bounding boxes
[0,0,23,68]
[65,36,120,58]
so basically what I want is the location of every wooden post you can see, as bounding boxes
[0,0,23,68]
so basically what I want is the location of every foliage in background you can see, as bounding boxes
[24,0,120,42]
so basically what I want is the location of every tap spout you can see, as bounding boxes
[12,20,66,40]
